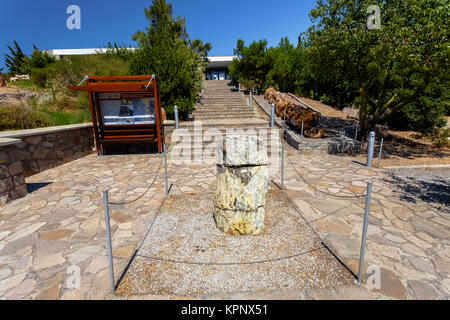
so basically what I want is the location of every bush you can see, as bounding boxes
[431,128,450,148]
[0,106,53,130]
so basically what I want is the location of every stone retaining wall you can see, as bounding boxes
[0,142,27,205]
[0,124,94,204]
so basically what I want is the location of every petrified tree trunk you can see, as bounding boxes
[214,135,268,235]
[264,88,326,138]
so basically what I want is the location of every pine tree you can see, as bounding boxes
[129,0,211,119]
[4,41,30,75]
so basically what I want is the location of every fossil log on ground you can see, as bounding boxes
[265,88,326,138]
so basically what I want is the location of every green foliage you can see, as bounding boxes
[0,106,53,130]
[306,0,449,134]
[4,41,30,75]
[42,54,128,91]
[129,0,211,119]
[431,128,450,148]
[229,39,272,90]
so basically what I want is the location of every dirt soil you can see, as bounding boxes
[115,189,354,298]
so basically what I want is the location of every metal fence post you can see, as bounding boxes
[164,143,169,195]
[301,121,304,137]
[271,103,275,128]
[250,91,252,108]
[377,137,384,168]
[354,123,359,141]
[103,190,115,293]
[174,105,179,130]
[281,139,285,189]
[366,131,376,167]
[357,182,372,284]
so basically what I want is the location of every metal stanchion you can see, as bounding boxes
[301,121,304,137]
[366,131,376,167]
[281,139,285,189]
[271,103,275,128]
[164,143,168,195]
[354,123,359,141]
[174,105,179,130]
[250,91,252,108]
[103,190,115,293]
[377,138,384,168]
[357,182,372,284]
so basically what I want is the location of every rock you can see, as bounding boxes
[328,136,362,155]
[214,135,268,235]
[408,280,442,299]
[214,165,268,211]
[8,161,23,176]
[39,229,74,240]
[219,135,268,166]
[214,207,265,235]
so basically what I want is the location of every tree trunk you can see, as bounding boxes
[358,87,369,139]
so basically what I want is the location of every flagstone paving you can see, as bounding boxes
[0,142,449,299]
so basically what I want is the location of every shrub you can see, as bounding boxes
[0,106,53,131]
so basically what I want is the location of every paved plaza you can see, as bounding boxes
[0,141,448,299]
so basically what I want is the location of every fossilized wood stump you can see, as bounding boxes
[214,135,268,235]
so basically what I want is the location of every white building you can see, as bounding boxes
[44,48,235,81]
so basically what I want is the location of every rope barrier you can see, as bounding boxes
[135,247,325,266]
[285,151,367,199]
[108,156,163,205]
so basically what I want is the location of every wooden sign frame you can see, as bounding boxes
[68,75,164,154]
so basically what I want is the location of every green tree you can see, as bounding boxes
[4,41,30,75]
[229,39,272,90]
[306,0,449,135]
[129,0,211,118]
[28,45,56,69]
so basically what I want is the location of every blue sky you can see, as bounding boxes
[0,0,317,70]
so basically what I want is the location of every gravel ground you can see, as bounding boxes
[115,189,354,297]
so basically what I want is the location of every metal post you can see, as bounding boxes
[357,182,372,284]
[238,83,241,92]
[354,123,358,141]
[377,137,384,168]
[271,103,275,128]
[174,105,179,130]
[301,121,304,137]
[366,131,376,167]
[164,143,168,195]
[103,190,115,293]
[281,139,285,189]
[250,91,252,108]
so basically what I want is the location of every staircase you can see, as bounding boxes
[168,81,280,162]
[192,80,259,120]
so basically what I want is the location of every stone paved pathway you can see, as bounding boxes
[0,153,215,299]
[0,140,448,299]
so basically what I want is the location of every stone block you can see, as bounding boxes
[0,177,14,191]
[24,136,42,145]
[214,135,268,235]
[32,146,49,160]
[8,161,23,176]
